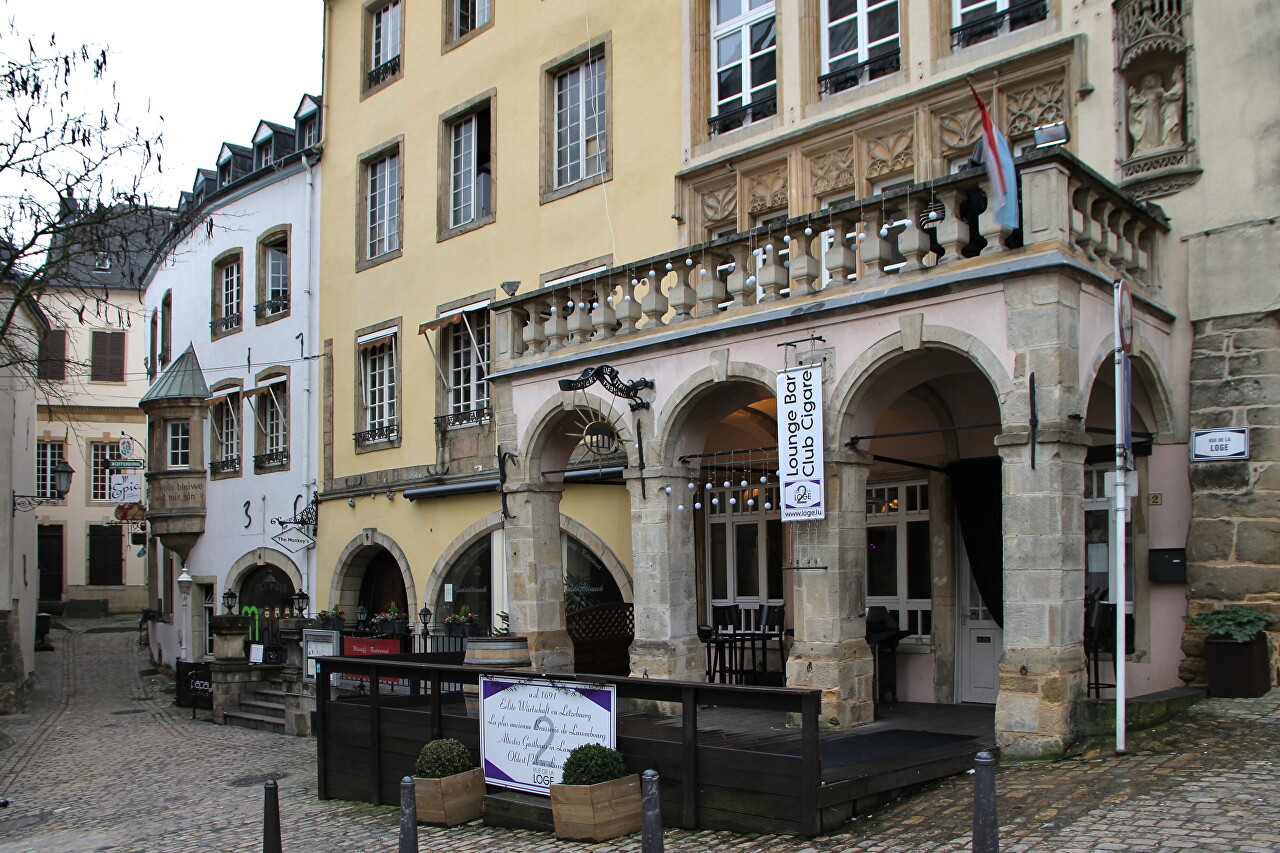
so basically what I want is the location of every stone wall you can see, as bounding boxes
[1182,311,1280,684]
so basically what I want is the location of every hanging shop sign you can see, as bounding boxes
[777,365,825,522]
[1191,428,1250,461]
[480,675,616,795]
[272,527,316,553]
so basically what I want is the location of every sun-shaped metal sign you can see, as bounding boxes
[567,406,624,460]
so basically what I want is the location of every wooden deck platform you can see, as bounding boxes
[313,654,994,836]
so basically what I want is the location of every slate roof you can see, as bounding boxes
[139,344,209,404]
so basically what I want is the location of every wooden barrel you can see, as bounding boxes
[463,636,531,715]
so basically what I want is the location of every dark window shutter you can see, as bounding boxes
[38,330,67,380]
[87,524,124,585]
[91,331,126,382]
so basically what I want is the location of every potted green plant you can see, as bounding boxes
[443,605,480,637]
[1184,605,1275,698]
[317,607,345,632]
[549,743,641,842]
[412,738,484,826]
[373,602,408,634]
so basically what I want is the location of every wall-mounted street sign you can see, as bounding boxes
[272,527,316,553]
[1191,428,1250,461]
[107,458,145,469]
[778,364,825,522]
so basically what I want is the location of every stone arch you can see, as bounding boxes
[655,358,778,464]
[422,511,633,609]
[1082,332,1177,441]
[518,390,636,482]
[329,528,418,614]
[226,547,303,596]
[832,325,1015,440]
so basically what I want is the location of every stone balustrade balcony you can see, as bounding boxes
[491,150,1167,373]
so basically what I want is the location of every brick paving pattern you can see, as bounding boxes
[1,616,1278,852]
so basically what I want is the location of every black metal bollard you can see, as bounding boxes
[972,750,999,853]
[642,769,663,853]
[262,779,281,853]
[399,776,418,853]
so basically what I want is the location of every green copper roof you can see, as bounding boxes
[139,344,210,404]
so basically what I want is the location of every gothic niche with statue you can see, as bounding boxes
[1115,0,1200,198]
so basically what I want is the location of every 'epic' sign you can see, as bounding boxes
[778,365,825,522]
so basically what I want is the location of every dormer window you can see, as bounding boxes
[255,141,273,170]
[94,252,112,272]
[299,115,318,148]
[218,161,233,187]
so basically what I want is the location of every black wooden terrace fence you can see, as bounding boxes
[314,653,824,836]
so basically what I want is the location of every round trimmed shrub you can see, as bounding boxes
[415,738,474,779]
[560,743,628,786]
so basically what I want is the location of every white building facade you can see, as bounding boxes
[141,98,322,669]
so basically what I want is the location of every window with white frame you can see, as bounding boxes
[35,441,66,500]
[705,480,783,610]
[951,0,1048,49]
[710,0,777,133]
[366,150,401,259]
[90,442,113,502]
[449,105,492,228]
[448,311,490,417]
[866,481,932,642]
[253,379,289,471]
[254,141,272,170]
[554,52,607,189]
[299,115,319,148]
[214,255,243,334]
[210,393,241,474]
[258,234,289,318]
[202,585,216,657]
[820,0,900,96]
[369,0,402,85]
[358,335,398,443]
[451,0,491,41]
[168,421,191,469]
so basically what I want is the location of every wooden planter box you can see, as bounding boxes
[550,774,642,841]
[1204,632,1272,698]
[414,768,484,826]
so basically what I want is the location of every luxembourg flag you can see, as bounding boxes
[969,85,1019,230]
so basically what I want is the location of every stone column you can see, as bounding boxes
[626,469,703,682]
[994,431,1089,760]
[503,480,573,671]
[785,450,875,728]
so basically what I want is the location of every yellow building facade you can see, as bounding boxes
[315,1,681,638]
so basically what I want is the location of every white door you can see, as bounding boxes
[957,547,1002,704]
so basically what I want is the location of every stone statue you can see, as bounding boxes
[1127,68,1185,156]
[1159,66,1185,148]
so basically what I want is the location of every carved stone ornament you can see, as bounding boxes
[700,184,738,224]
[810,146,857,195]
[938,107,982,155]
[865,128,914,179]
[1126,66,1185,156]
[1115,0,1185,71]
[747,166,787,213]
[1006,79,1065,139]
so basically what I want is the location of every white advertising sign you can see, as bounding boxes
[272,527,316,553]
[109,473,142,503]
[480,676,616,795]
[1191,428,1250,461]
[778,364,825,522]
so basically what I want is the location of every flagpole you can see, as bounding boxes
[1113,280,1129,755]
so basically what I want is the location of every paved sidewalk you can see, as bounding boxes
[1,616,1278,852]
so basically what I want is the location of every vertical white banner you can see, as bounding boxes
[778,365,825,522]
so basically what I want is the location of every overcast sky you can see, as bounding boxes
[8,0,324,206]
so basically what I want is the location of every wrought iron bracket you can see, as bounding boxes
[272,494,318,531]
[558,365,654,411]
[12,494,58,516]
[498,450,518,519]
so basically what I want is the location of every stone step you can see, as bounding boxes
[223,709,286,734]
[238,697,286,718]
[482,789,554,832]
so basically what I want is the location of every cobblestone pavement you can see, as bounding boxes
[2,616,1278,852]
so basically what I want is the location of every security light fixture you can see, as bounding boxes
[356,605,368,630]
[500,280,521,298]
[292,589,310,616]
[222,589,238,614]
[1033,121,1070,148]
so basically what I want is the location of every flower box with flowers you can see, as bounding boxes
[443,606,481,637]
[317,608,346,632]
[371,603,409,634]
